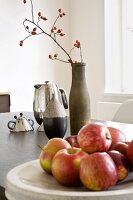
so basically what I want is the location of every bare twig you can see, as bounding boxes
[20,0,83,64]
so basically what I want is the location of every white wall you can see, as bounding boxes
[1,0,120,120]
[70,0,105,118]
[0,0,71,112]
[69,0,133,121]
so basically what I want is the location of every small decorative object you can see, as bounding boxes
[33,81,68,133]
[7,113,34,132]
[20,0,91,135]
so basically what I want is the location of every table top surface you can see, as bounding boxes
[0,112,49,188]
[0,111,133,200]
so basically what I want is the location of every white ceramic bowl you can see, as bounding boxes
[5,159,133,200]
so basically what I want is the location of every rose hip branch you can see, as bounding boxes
[20,0,83,64]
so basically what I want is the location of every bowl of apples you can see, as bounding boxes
[5,123,133,200]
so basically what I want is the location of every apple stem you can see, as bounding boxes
[124,141,130,144]
[106,136,112,140]
[106,132,112,140]
[37,144,44,151]
[72,143,76,148]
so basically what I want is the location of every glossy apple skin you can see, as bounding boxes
[51,147,88,186]
[111,141,128,157]
[39,138,71,174]
[77,123,112,153]
[108,150,129,181]
[108,127,126,147]
[127,140,133,170]
[80,152,118,191]
[65,135,80,148]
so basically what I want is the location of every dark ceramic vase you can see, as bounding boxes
[69,62,91,135]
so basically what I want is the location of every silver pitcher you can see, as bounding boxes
[33,81,68,130]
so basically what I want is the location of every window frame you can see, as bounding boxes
[104,0,133,96]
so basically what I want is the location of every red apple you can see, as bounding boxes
[80,152,118,191]
[65,135,80,148]
[111,141,128,157]
[108,127,126,147]
[51,147,88,186]
[77,123,112,153]
[39,138,71,174]
[108,150,128,181]
[127,140,133,169]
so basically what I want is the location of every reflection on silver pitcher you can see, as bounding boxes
[33,81,68,131]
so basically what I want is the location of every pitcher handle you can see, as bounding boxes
[7,121,16,130]
[28,119,34,129]
[59,88,68,109]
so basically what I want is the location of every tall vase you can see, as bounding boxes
[69,62,91,135]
